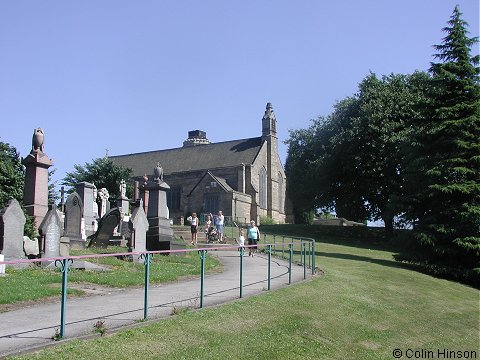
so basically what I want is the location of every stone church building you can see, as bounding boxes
[111,103,291,224]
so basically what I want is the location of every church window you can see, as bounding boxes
[259,167,267,209]
[278,173,284,213]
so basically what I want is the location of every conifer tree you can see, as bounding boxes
[408,6,479,275]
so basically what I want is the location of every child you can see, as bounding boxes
[204,215,212,241]
[237,229,245,249]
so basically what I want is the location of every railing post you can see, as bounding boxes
[288,243,293,285]
[55,258,73,338]
[308,241,311,268]
[199,250,207,308]
[239,246,244,298]
[282,236,285,259]
[303,242,307,279]
[267,244,272,290]
[299,240,303,265]
[312,239,315,274]
[273,235,276,256]
[140,253,152,320]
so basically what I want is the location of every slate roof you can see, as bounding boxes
[110,137,263,177]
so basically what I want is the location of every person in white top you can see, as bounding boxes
[215,210,225,242]
[204,215,212,241]
[237,229,245,248]
[190,212,199,245]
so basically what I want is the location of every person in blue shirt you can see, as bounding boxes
[247,220,260,257]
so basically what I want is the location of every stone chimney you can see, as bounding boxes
[183,130,211,147]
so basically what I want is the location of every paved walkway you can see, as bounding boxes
[0,249,310,358]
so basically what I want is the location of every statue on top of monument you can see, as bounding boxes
[31,128,45,153]
[154,162,164,182]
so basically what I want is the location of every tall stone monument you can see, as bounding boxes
[22,128,53,228]
[146,163,173,250]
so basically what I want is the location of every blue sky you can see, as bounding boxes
[0,1,478,189]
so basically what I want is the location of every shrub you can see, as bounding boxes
[259,216,276,225]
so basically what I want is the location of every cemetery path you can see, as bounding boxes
[0,250,309,358]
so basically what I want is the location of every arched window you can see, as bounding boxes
[259,167,267,209]
[278,173,283,213]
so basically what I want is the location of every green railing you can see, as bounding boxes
[259,232,316,277]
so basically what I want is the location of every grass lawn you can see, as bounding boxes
[8,227,479,359]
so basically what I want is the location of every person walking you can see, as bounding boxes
[215,210,225,242]
[247,220,260,257]
[190,212,199,245]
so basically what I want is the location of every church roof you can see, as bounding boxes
[110,137,263,176]
[187,171,234,197]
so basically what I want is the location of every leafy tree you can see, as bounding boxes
[0,140,25,207]
[48,168,59,205]
[285,122,321,224]
[315,97,368,222]
[286,98,369,224]
[405,6,480,273]
[62,157,133,201]
[354,72,430,235]
[285,73,430,230]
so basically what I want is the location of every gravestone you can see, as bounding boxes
[39,207,63,258]
[64,192,84,248]
[23,236,39,257]
[98,188,110,218]
[75,182,96,236]
[0,199,26,259]
[0,254,4,274]
[59,236,70,257]
[129,200,149,256]
[92,186,98,232]
[88,207,121,248]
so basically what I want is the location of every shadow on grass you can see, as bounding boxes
[261,224,414,254]
[314,251,420,272]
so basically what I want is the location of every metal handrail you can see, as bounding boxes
[0,238,316,340]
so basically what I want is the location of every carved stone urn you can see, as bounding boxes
[32,128,44,152]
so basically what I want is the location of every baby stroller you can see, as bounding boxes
[206,226,224,243]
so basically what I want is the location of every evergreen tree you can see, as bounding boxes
[407,6,480,275]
